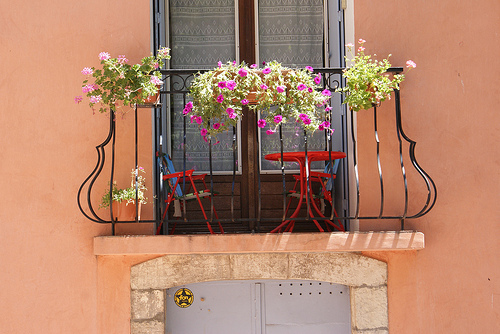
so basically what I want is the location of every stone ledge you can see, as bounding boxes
[94,231,424,256]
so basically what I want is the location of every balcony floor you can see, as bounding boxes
[94,231,424,256]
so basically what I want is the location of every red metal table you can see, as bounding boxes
[264,151,346,232]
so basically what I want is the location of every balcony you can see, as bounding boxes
[78,67,436,238]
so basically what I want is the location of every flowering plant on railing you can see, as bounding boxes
[75,47,170,113]
[99,167,147,209]
[336,39,416,111]
[183,61,333,140]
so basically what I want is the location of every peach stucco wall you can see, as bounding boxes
[1,0,499,334]
[0,0,152,333]
[355,0,500,333]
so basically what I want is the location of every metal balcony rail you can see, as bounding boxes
[77,67,437,235]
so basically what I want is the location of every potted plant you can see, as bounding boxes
[100,167,148,221]
[183,61,334,141]
[336,39,416,111]
[75,47,171,113]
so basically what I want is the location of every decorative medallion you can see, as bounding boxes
[174,288,194,308]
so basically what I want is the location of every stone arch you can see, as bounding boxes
[130,252,388,334]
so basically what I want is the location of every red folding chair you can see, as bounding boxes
[156,155,223,235]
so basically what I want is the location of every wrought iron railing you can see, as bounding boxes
[77,67,437,235]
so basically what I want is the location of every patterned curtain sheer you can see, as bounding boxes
[169,0,236,172]
[258,0,326,171]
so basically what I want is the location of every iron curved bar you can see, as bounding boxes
[373,106,385,218]
[394,89,437,218]
[350,108,361,220]
[77,111,115,224]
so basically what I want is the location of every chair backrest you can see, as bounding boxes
[162,155,183,197]
[324,159,340,191]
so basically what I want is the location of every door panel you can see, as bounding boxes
[166,280,351,333]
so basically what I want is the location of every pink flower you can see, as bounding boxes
[216,94,224,103]
[358,46,365,52]
[158,47,170,58]
[117,55,128,64]
[154,62,159,69]
[262,67,271,74]
[325,106,332,112]
[250,64,258,69]
[238,68,248,77]
[200,128,208,136]
[322,121,331,128]
[305,66,313,72]
[98,52,110,60]
[276,86,285,93]
[74,96,83,104]
[297,83,307,91]
[266,129,275,135]
[274,115,283,124]
[314,73,322,85]
[303,118,311,125]
[82,85,93,93]
[318,124,325,131]
[257,119,267,128]
[89,95,102,104]
[203,136,208,143]
[299,113,308,121]
[345,43,354,49]
[226,107,234,114]
[213,123,221,130]
[406,60,417,68]
[241,99,249,105]
[308,87,313,93]
[228,112,236,119]
[81,67,93,75]
[190,115,197,123]
[182,107,190,115]
[358,38,366,44]
[150,76,163,85]
[321,89,332,96]
[226,80,236,90]
[185,101,193,110]
[196,116,203,125]
[260,84,268,90]
[218,61,222,68]
[218,81,227,89]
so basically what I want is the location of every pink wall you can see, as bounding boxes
[0,1,151,332]
[1,0,499,333]
[355,0,500,332]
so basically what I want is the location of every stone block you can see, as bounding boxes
[131,289,164,320]
[131,254,231,289]
[230,253,289,280]
[352,286,388,330]
[131,320,164,334]
[288,252,386,287]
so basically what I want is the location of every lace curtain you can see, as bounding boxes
[169,0,236,172]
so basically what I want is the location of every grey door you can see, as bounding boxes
[166,280,351,333]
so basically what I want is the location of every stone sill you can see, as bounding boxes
[94,231,424,256]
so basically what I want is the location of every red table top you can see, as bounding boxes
[264,151,346,163]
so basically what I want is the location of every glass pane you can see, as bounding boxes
[258,0,324,67]
[169,0,236,172]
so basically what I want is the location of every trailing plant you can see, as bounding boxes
[183,61,334,141]
[336,39,416,111]
[75,47,170,113]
